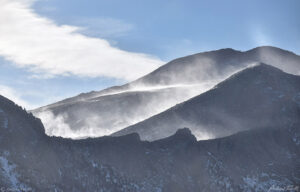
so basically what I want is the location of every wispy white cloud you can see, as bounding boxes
[75,17,135,38]
[0,0,163,81]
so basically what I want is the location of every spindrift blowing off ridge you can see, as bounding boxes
[33,46,300,140]
[0,0,299,191]
[0,46,300,191]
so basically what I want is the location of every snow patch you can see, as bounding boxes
[206,152,234,191]
[0,156,18,187]
[0,155,30,191]
[242,173,294,192]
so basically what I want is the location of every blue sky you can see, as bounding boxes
[0,0,299,109]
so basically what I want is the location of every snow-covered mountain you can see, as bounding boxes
[0,95,299,191]
[130,46,300,86]
[32,46,300,139]
[113,63,300,141]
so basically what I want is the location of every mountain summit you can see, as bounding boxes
[113,63,300,141]
[32,46,300,139]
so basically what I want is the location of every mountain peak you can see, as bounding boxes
[248,45,296,54]
[115,62,300,141]
[241,62,285,76]
[214,63,286,88]
[0,95,46,138]
[172,128,197,142]
[248,62,283,71]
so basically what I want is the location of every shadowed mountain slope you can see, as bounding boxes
[0,95,299,191]
[32,46,300,138]
[113,63,300,141]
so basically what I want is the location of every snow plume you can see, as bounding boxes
[34,110,108,139]
[34,83,217,139]
[35,111,73,138]
[253,46,300,75]
[0,0,163,81]
[192,129,214,140]
[33,57,246,139]
[36,110,137,139]
[33,49,271,140]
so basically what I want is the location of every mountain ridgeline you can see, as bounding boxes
[113,63,300,141]
[32,46,300,139]
[0,95,299,191]
[1,46,300,191]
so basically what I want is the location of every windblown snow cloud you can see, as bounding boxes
[0,0,163,81]
[250,26,273,46]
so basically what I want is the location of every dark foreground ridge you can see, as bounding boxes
[0,95,299,191]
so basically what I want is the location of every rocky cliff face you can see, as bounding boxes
[0,95,299,191]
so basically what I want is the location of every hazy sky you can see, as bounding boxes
[0,0,299,109]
